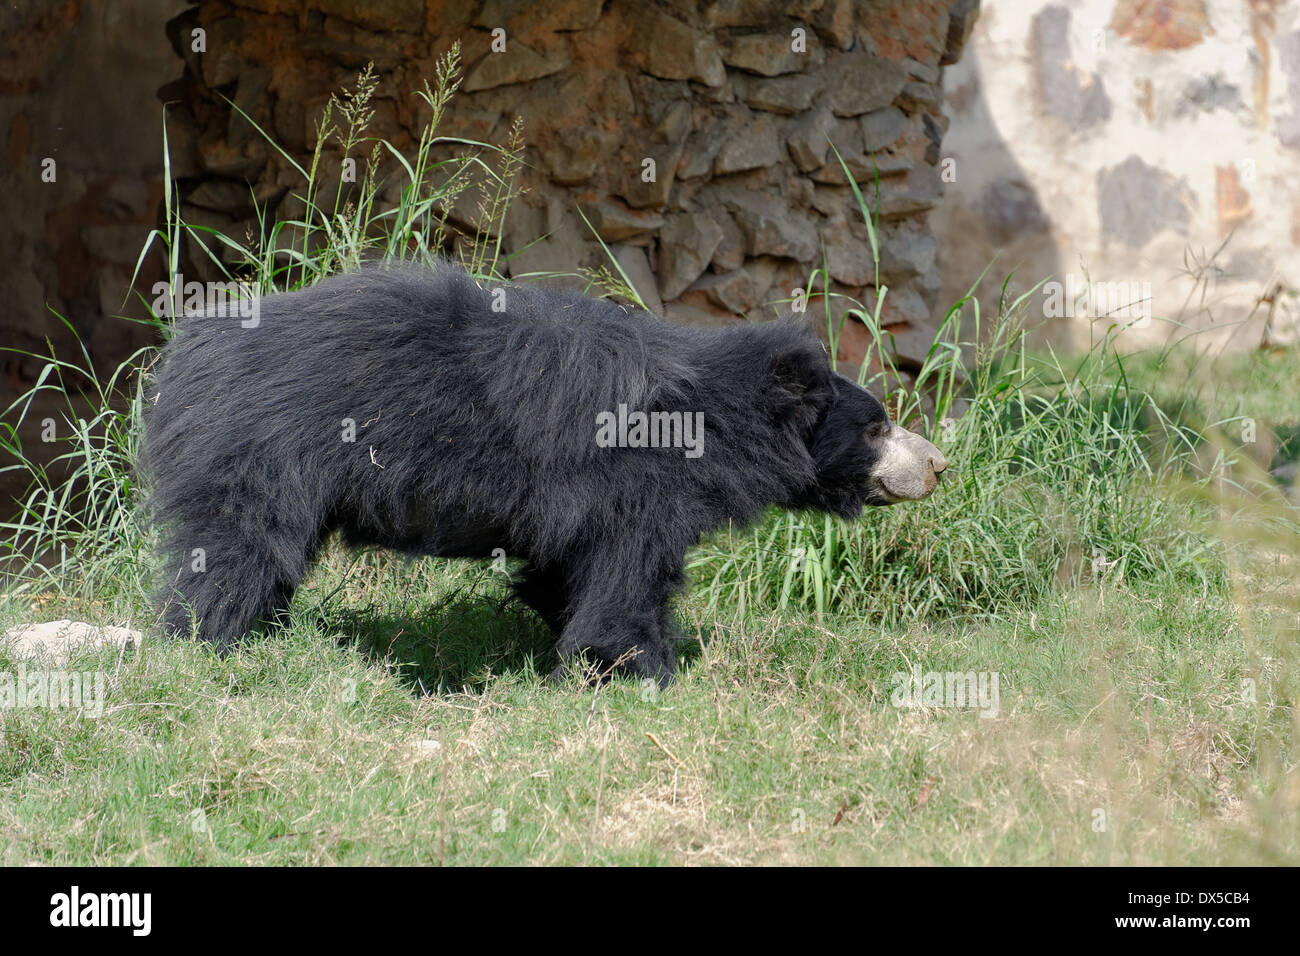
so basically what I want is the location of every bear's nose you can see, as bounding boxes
[930,451,949,475]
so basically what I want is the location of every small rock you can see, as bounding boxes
[198,135,265,178]
[861,287,936,363]
[201,17,245,88]
[721,188,819,260]
[629,74,691,128]
[722,32,822,76]
[811,150,912,185]
[315,0,424,32]
[828,116,863,161]
[186,179,253,213]
[476,0,604,33]
[921,113,945,164]
[895,80,940,113]
[826,51,908,116]
[916,262,943,310]
[627,10,725,87]
[463,43,570,92]
[621,142,684,209]
[653,100,694,145]
[713,114,782,174]
[823,219,876,285]
[860,107,907,152]
[872,164,944,218]
[4,621,142,665]
[743,72,822,114]
[505,201,599,288]
[811,184,852,217]
[540,127,615,184]
[578,199,665,241]
[812,0,855,51]
[688,264,775,314]
[902,56,940,84]
[704,0,790,29]
[709,208,747,272]
[786,106,835,171]
[781,173,815,207]
[878,229,938,284]
[658,212,725,299]
[611,244,665,315]
[679,121,724,178]
[942,0,981,66]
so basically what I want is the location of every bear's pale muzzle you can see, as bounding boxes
[871,426,948,502]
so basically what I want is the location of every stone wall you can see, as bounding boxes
[1,0,186,369]
[0,0,188,511]
[936,0,1300,350]
[160,0,979,369]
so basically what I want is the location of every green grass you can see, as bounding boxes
[1,59,1297,866]
[1,339,1294,865]
[0,528,1295,864]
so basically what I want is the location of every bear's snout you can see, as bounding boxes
[871,426,948,502]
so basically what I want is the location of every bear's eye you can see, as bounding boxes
[862,420,888,442]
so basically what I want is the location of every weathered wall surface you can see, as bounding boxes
[0,0,187,510]
[160,0,978,369]
[1,0,186,370]
[936,0,1300,350]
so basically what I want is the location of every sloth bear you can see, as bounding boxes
[142,262,947,686]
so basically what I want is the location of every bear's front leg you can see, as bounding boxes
[551,548,684,688]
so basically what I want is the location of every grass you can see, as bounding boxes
[0,61,1297,865]
[0,527,1295,864]
[690,306,1234,624]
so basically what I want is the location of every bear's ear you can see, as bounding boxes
[766,324,832,429]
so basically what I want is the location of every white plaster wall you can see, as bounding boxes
[935,0,1300,351]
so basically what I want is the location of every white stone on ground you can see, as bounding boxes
[3,620,142,665]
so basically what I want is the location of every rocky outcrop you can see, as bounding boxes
[160,0,979,369]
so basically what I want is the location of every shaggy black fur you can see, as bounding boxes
[141,261,898,686]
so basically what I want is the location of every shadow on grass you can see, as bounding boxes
[322,594,555,695]
[318,593,708,696]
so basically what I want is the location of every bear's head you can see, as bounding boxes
[805,373,949,516]
[768,331,948,517]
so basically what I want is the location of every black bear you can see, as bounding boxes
[141,262,947,685]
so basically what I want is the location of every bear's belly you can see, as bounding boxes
[336,513,509,560]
